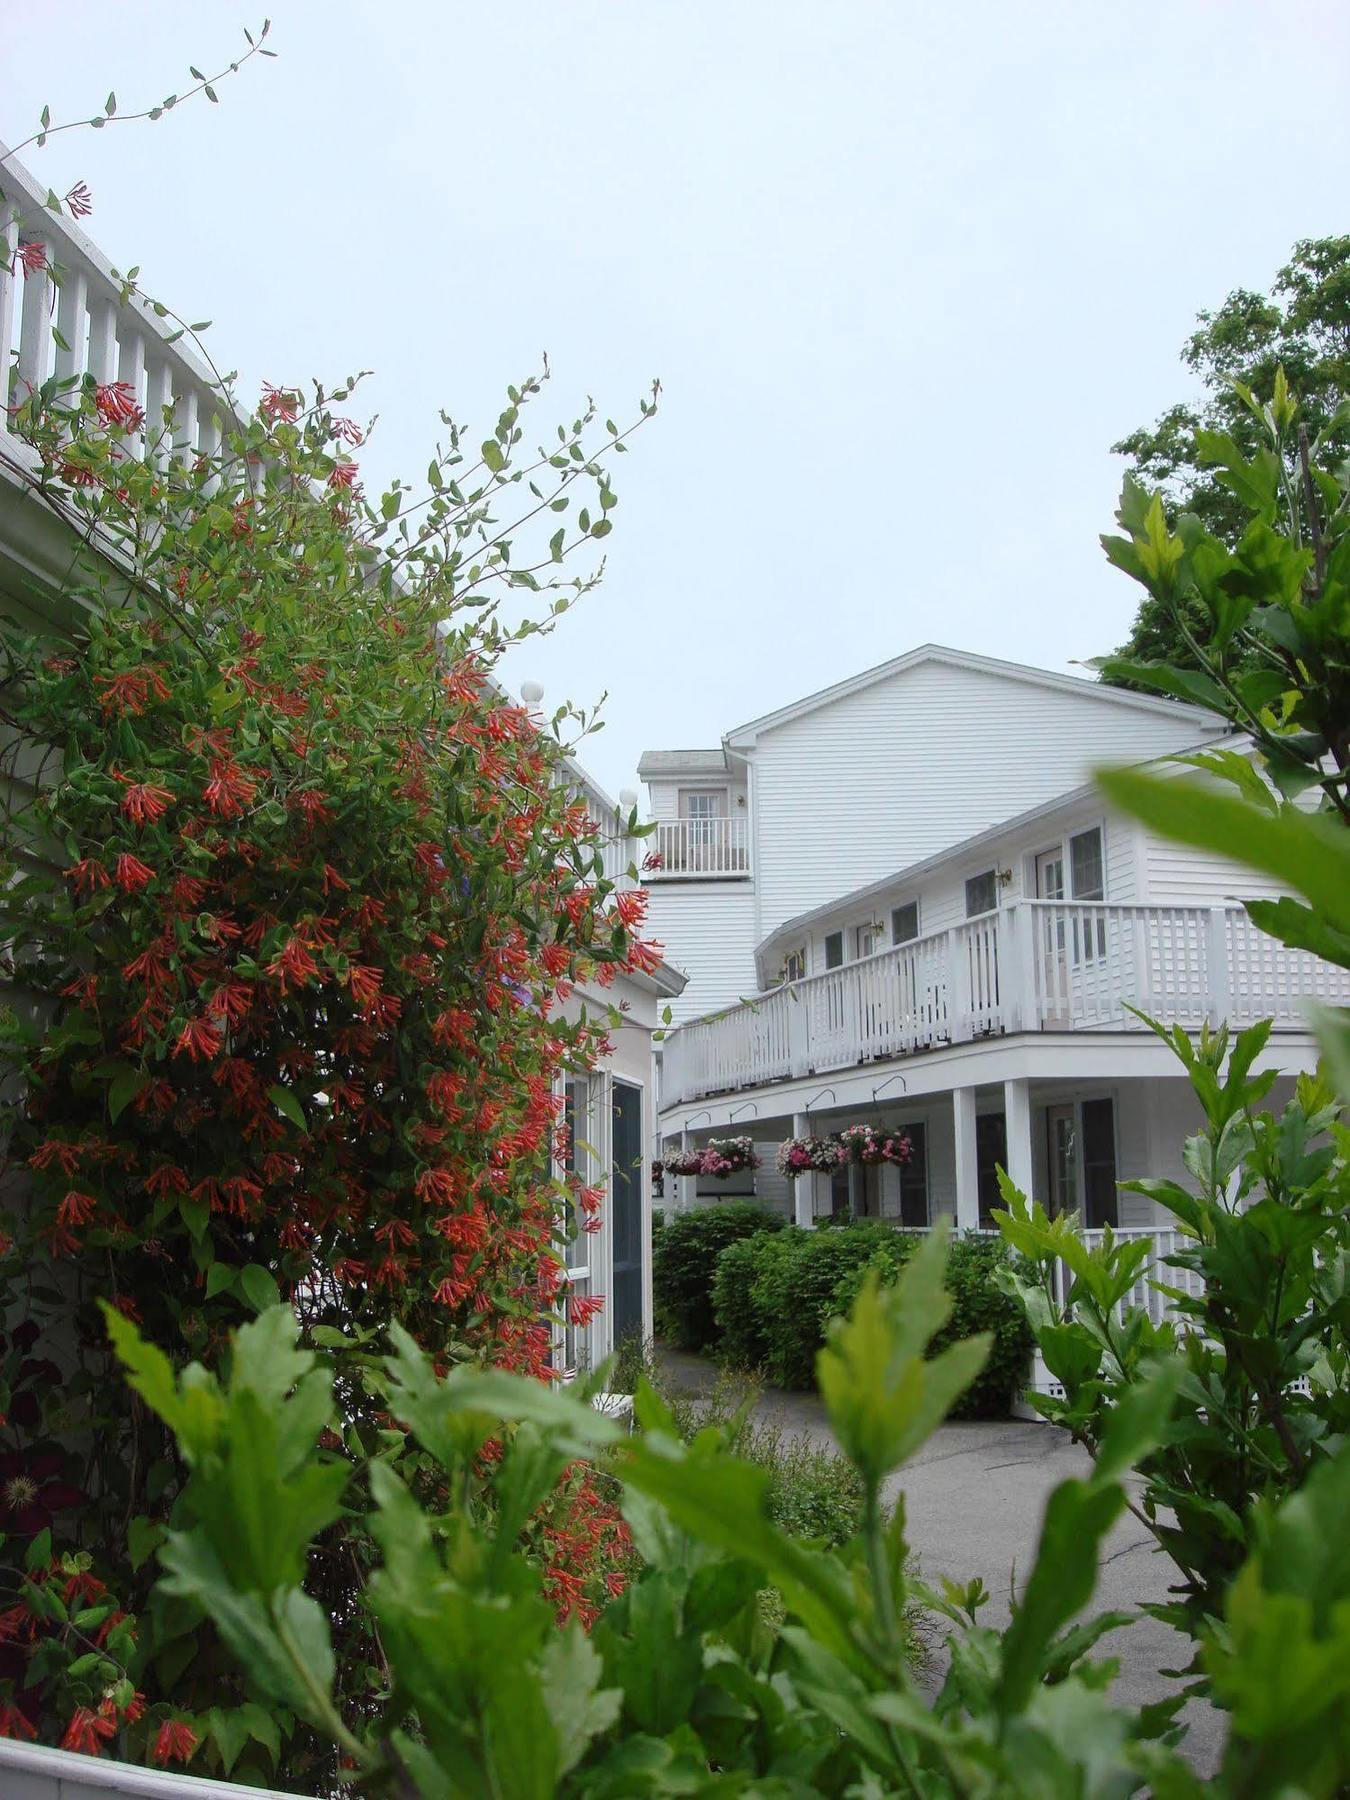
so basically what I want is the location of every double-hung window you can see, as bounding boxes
[823,930,844,970]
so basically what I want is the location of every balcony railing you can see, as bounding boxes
[645,815,750,879]
[2,140,233,467]
[658,899,1350,1108]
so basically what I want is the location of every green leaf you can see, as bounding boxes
[205,1261,236,1300]
[537,1625,622,1779]
[1097,768,1350,940]
[996,1478,1125,1715]
[817,1231,989,1482]
[106,1064,149,1122]
[481,440,506,474]
[267,1083,308,1131]
[239,1264,280,1313]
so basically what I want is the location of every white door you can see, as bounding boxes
[1035,848,1068,1024]
[681,791,724,871]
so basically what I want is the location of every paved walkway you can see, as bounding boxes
[657,1349,1221,1773]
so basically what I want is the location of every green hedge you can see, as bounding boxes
[652,1202,785,1353]
[711,1222,1032,1417]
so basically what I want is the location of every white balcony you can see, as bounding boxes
[658,899,1350,1108]
[644,815,751,879]
[1,140,233,472]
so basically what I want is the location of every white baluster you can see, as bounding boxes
[117,327,146,460]
[86,291,117,385]
[16,235,51,396]
[53,262,87,384]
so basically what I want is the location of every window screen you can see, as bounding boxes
[898,1121,929,1227]
[1070,827,1105,900]
[824,930,844,969]
[1081,1097,1118,1228]
[975,1111,1007,1229]
[891,901,919,944]
[965,870,997,918]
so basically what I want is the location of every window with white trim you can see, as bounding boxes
[783,946,806,984]
[891,901,919,945]
[965,870,997,918]
[1069,827,1105,900]
[824,930,844,970]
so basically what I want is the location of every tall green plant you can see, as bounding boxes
[995,1016,1349,1643]
[106,1230,1350,1795]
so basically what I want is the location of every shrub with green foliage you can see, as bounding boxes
[651,1202,784,1352]
[830,1233,1033,1419]
[712,1222,1031,1414]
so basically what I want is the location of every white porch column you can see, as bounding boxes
[952,1087,980,1233]
[679,1129,697,1213]
[1003,1077,1034,1202]
[791,1112,816,1228]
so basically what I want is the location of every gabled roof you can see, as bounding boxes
[724,643,1223,748]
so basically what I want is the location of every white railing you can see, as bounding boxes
[646,815,750,878]
[660,900,1350,1106]
[1,140,234,469]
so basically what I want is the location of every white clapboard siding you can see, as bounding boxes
[643,883,757,1023]
[802,810,1143,975]
[750,659,1221,942]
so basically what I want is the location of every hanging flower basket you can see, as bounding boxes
[775,1134,848,1177]
[662,1147,704,1178]
[698,1135,760,1179]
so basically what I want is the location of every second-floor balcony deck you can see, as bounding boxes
[644,815,751,879]
[659,898,1350,1109]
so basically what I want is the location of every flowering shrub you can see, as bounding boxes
[0,345,657,1777]
[698,1135,760,1178]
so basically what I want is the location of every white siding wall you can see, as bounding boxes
[1142,835,1284,906]
[798,804,1142,975]
[751,661,1218,944]
[642,884,758,1023]
[646,777,749,823]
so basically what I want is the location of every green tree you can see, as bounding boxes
[1107,236,1350,671]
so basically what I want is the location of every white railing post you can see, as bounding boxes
[788,984,811,1078]
[1207,907,1232,1027]
[947,927,971,1042]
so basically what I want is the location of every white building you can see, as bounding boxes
[642,651,1348,1278]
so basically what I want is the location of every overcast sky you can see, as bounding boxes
[5,2,1348,800]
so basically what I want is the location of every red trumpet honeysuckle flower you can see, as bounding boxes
[152,1719,199,1766]
[94,381,143,428]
